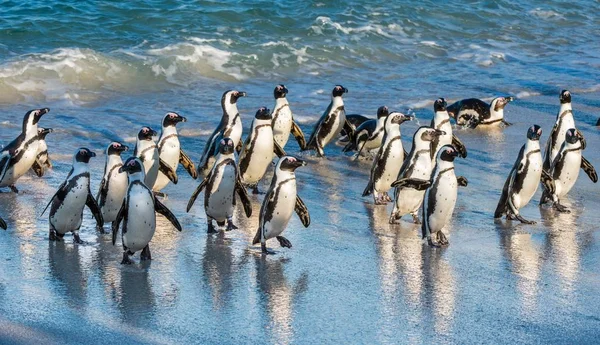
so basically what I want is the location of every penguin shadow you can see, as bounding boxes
[202,231,237,310]
[48,242,88,310]
[116,265,157,327]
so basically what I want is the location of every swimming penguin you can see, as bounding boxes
[304,85,352,157]
[0,216,6,230]
[30,127,53,177]
[271,85,307,150]
[252,156,310,254]
[0,108,50,192]
[112,157,182,264]
[96,142,129,233]
[540,128,597,212]
[239,107,286,193]
[187,138,252,233]
[494,125,545,224]
[134,126,177,189]
[421,145,467,247]
[42,148,104,243]
[430,98,467,159]
[198,90,247,177]
[153,112,198,195]
[543,90,586,172]
[342,106,389,157]
[447,96,514,128]
[363,112,412,204]
[389,127,444,224]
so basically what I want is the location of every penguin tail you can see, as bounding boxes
[252,229,261,245]
[362,182,373,197]
[493,202,507,219]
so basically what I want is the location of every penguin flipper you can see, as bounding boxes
[540,169,556,196]
[31,159,45,177]
[96,177,107,205]
[291,120,307,150]
[457,176,468,187]
[294,195,310,227]
[235,176,252,218]
[112,202,126,245]
[186,177,209,212]
[403,148,409,160]
[159,158,178,184]
[494,172,513,218]
[0,155,10,182]
[179,150,198,179]
[543,123,559,171]
[273,141,286,158]
[343,119,356,144]
[86,192,104,228]
[40,178,68,217]
[391,178,431,190]
[576,129,586,150]
[581,156,598,183]
[0,216,5,230]
[154,197,182,231]
[451,135,468,158]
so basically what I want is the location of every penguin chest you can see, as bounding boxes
[320,109,346,146]
[50,176,90,234]
[154,138,180,191]
[228,121,243,148]
[273,106,293,147]
[426,172,458,233]
[551,118,575,160]
[374,140,403,192]
[362,129,384,152]
[123,186,156,252]
[141,149,159,186]
[555,152,581,198]
[241,129,274,185]
[263,183,297,240]
[37,141,49,165]
[513,154,542,208]
[2,141,39,186]
[206,167,236,220]
[101,171,128,222]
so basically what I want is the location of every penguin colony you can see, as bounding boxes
[0,87,597,261]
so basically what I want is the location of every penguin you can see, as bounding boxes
[342,105,389,157]
[389,127,445,224]
[187,138,252,233]
[134,126,177,189]
[96,142,129,233]
[494,125,545,224]
[239,107,286,194]
[596,118,600,126]
[153,112,198,195]
[0,216,5,230]
[0,108,50,192]
[271,84,307,150]
[339,114,369,143]
[197,90,247,177]
[543,90,586,172]
[363,112,412,204]
[421,145,467,247]
[447,96,514,128]
[540,128,597,213]
[41,148,104,243]
[304,85,352,157]
[252,156,311,254]
[30,127,53,177]
[112,157,182,264]
[430,98,467,159]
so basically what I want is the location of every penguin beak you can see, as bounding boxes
[448,148,460,158]
[41,128,53,135]
[151,129,158,136]
[34,108,50,123]
[506,96,515,103]
[343,87,348,93]
[283,87,289,94]
[294,158,307,168]
[89,151,97,158]
[179,116,187,123]
[433,129,446,137]
[238,91,247,98]
[39,108,50,116]
[118,166,127,174]
[118,145,129,152]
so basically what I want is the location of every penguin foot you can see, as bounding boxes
[383,193,393,202]
[207,222,218,234]
[553,202,571,213]
[73,233,84,244]
[251,186,264,195]
[388,214,401,224]
[96,225,107,234]
[515,214,536,225]
[374,197,387,205]
[226,220,238,231]
[276,236,293,249]
[9,185,18,193]
[141,245,152,261]
[437,232,449,246]
[427,238,441,248]
[121,252,133,265]
[411,214,421,224]
[49,229,58,241]
[261,243,275,255]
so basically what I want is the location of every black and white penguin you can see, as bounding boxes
[363,112,412,204]
[252,156,310,254]
[447,96,514,128]
[271,85,306,150]
[342,105,389,157]
[198,90,247,177]
[421,145,467,247]
[42,148,104,243]
[304,85,351,157]
[153,112,198,195]
[540,128,597,212]
[134,126,177,189]
[0,108,50,192]
[187,138,252,233]
[0,216,6,230]
[430,98,467,159]
[338,114,369,143]
[494,125,544,224]
[96,142,129,233]
[112,157,182,264]
[31,127,53,177]
[389,127,444,224]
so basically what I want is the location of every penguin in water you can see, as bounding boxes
[540,128,597,213]
[153,112,198,196]
[198,90,247,177]
[41,148,104,243]
[30,127,53,177]
[0,108,50,192]
[0,216,6,230]
[271,85,307,150]
[339,114,369,143]
[389,127,445,224]
[447,96,514,128]
[112,157,182,264]
[252,156,311,254]
[363,112,412,204]
[239,107,286,194]
[420,145,467,247]
[304,85,353,157]
[494,125,547,224]
[342,105,389,158]
[430,98,467,159]
[187,138,252,233]
[96,142,129,233]
[134,126,177,189]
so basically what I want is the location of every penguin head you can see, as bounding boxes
[254,107,272,120]
[218,138,235,155]
[437,145,460,162]
[279,156,306,172]
[74,148,96,164]
[418,127,445,142]
[37,127,53,140]
[23,108,50,131]
[387,112,411,127]
[223,90,247,105]
[565,128,581,144]
[433,98,447,112]
[274,84,288,99]
[559,90,571,104]
[492,96,514,111]
[332,85,348,98]
[526,125,542,141]
[377,106,389,119]
[137,127,157,141]
[162,112,186,127]
[107,142,129,156]
[119,157,144,175]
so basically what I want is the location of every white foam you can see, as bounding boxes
[515,91,541,99]
[311,16,395,38]
[406,99,433,109]
[529,8,564,20]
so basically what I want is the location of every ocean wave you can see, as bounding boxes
[529,8,565,20]
[310,16,398,39]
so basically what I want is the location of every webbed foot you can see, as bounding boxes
[261,243,275,255]
[9,185,18,193]
[226,219,238,231]
[276,236,293,249]
[141,245,152,261]
[411,213,421,224]
[96,225,107,234]
[73,233,84,244]
[437,232,449,246]
[554,202,571,213]
[121,251,133,265]
[427,237,441,248]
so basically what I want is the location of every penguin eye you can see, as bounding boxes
[220,139,226,145]
[142,128,148,133]
[79,149,87,155]
[169,113,176,118]
[537,129,542,135]
[112,143,119,148]
[288,157,296,162]
[128,160,136,166]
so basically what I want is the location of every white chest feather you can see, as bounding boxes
[101,161,128,222]
[262,178,297,240]
[425,169,458,233]
[273,99,293,147]
[1,137,39,187]
[319,98,346,147]
[511,143,542,209]
[50,175,90,234]
[206,164,236,220]
[123,184,156,252]
[554,150,581,198]
[240,122,274,185]
[374,137,404,192]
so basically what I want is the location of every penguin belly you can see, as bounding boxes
[512,155,542,209]
[0,141,39,187]
[555,153,581,199]
[394,188,426,215]
[241,130,274,185]
[374,141,403,193]
[206,167,236,221]
[154,139,180,191]
[37,141,49,166]
[426,173,458,233]
[50,177,89,234]
[143,149,160,188]
[101,172,128,223]
[273,107,293,148]
[122,186,156,253]
[360,130,384,153]
[228,122,243,149]
[263,182,297,240]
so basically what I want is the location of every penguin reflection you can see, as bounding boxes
[117,266,156,327]
[421,249,456,337]
[203,231,235,310]
[48,243,87,309]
